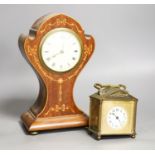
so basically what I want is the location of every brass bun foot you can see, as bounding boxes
[131,133,136,138]
[29,131,39,135]
[87,128,102,140]
[96,135,102,140]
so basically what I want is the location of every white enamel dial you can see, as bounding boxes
[40,28,82,72]
[107,106,128,129]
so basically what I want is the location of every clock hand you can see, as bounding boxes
[112,113,117,118]
[52,50,64,58]
[112,113,120,122]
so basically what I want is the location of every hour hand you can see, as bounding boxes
[52,50,64,58]
[112,113,120,121]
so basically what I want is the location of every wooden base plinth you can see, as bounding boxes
[21,111,88,132]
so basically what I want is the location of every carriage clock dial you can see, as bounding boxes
[40,28,82,72]
[19,14,95,134]
[107,106,128,129]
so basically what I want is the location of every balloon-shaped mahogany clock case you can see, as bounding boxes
[18,14,95,134]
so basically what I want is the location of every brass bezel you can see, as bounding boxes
[39,28,83,73]
[100,100,137,135]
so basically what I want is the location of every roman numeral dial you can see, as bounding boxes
[40,28,82,72]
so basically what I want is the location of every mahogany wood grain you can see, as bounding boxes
[18,14,95,132]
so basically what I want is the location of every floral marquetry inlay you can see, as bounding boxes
[56,18,67,25]
[19,13,94,132]
[39,15,83,36]
[26,42,93,83]
[44,104,70,116]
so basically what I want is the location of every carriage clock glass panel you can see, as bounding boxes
[40,28,82,72]
[107,106,128,129]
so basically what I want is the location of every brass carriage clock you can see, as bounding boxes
[88,83,138,140]
[18,14,95,134]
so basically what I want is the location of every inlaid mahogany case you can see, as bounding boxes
[18,13,95,134]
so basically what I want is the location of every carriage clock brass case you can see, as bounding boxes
[88,83,138,140]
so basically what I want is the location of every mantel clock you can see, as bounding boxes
[18,14,95,134]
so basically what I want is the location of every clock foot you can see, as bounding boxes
[131,133,136,138]
[95,135,102,140]
[29,131,39,135]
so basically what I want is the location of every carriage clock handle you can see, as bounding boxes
[94,83,128,96]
